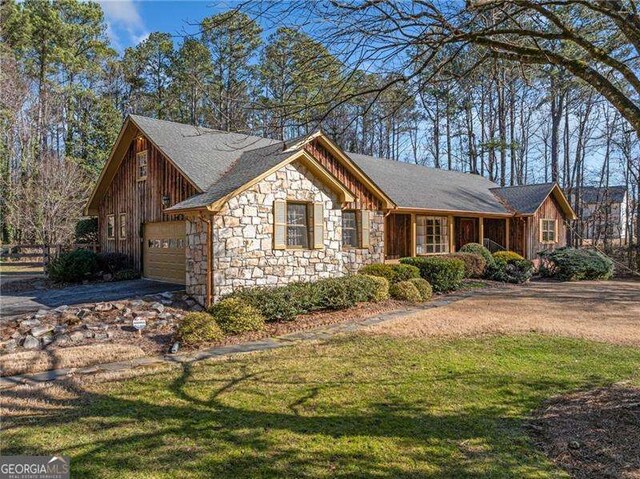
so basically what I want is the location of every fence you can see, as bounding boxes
[0,243,100,269]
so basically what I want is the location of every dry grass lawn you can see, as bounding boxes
[0,344,146,376]
[368,279,640,347]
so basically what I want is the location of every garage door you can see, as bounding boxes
[143,221,186,284]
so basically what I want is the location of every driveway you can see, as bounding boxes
[368,279,640,348]
[0,279,183,319]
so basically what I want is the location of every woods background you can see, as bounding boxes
[1,0,638,267]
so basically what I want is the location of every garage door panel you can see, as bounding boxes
[143,221,186,284]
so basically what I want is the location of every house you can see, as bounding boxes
[569,186,628,243]
[86,115,576,305]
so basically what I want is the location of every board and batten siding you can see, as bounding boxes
[97,135,198,270]
[526,193,568,259]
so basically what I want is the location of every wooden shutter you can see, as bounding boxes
[554,219,559,243]
[273,200,286,250]
[359,210,370,248]
[313,202,324,249]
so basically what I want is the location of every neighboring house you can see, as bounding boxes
[86,115,576,305]
[569,186,628,242]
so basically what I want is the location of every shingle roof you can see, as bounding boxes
[579,186,627,204]
[490,183,556,215]
[130,114,280,191]
[348,153,511,214]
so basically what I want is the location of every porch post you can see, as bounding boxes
[448,215,455,252]
[505,217,510,250]
[479,217,484,245]
[411,213,417,257]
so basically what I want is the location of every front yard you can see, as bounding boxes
[3,331,640,477]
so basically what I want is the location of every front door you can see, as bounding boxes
[455,217,478,251]
[386,214,411,260]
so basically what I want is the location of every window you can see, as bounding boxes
[342,210,358,247]
[416,216,449,254]
[541,219,557,243]
[136,150,148,180]
[119,213,126,240]
[107,215,115,239]
[287,202,310,248]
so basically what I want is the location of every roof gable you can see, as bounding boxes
[491,183,576,219]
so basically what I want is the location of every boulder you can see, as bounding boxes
[54,305,70,313]
[69,331,85,342]
[77,309,92,319]
[150,302,165,313]
[1,339,18,352]
[93,332,109,341]
[30,325,54,337]
[51,334,71,347]
[160,291,174,300]
[34,309,49,319]
[129,300,145,308]
[53,325,68,335]
[41,335,54,347]
[94,303,113,312]
[20,318,40,329]
[23,335,40,349]
[113,303,126,310]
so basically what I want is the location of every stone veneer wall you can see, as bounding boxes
[185,160,385,304]
[341,210,385,274]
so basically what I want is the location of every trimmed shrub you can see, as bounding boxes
[408,278,433,301]
[347,274,390,303]
[359,263,419,283]
[539,247,614,281]
[400,257,465,293]
[389,281,422,302]
[75,218,98,243]
[114,269,140,281]
[490,257,534,284]
[176,312,224,346]
[97,252,131,274]
[209,297,265,334]
[442,252,486,278]
[314,277,357,310]
[459,242,495,269]
[231,287,302,322]
[48,249,99,283]
[493,250,525,262]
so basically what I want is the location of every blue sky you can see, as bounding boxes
[99,0,231,52]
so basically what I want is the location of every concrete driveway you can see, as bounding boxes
[0,279,183,319]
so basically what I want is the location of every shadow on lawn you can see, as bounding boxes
[0,355,573,479]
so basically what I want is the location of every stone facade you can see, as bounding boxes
[185,159,385,304]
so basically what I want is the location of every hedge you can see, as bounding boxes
[228,274,391,322]
[408,278,433,301]
[459,242,495,269]
[539,247,614,281]
[48,249,99,283]
[399,257,465,292]
[493,250,524,262]
[389,281,422,302]
[177,312,224,346]
[441,252,486,278]
[359,263,420,283]
[209,298,265,334]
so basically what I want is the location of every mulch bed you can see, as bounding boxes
[528,385,640,478]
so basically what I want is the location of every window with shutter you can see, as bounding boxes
[342,210,358,247]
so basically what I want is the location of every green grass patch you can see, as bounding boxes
[3,334,640,478]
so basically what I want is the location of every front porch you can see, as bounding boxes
[384,212,526,261]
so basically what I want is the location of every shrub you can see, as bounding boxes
[442,252,486,278]
[97,252,131,274]
[400,257,465,293]
[176,312,224,346]
[493,250,525,262]
[459,242,495,269]
[75,218,98,243]
[490,257,534,284]
[314,277,357,310]
[359,263,419,283]
[347,274,390,303]
[539,247,614,281]
[232,287,302,322]
[114,269,140,281]
[209,298,265,334]
[48,249,99,283]
[408,278,432,301]
[389,281,423,302]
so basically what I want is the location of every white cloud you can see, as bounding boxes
[99,0,148,50]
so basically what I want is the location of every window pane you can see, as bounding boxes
[417,216,449,254]
[342,211,358,247]
[287,203,309,247]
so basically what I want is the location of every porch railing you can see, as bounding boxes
[483,238,506,253]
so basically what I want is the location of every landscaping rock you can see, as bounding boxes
[54,305,70,313]
[94,303,113,312]
[69,331,85,342]
[122,308,133,318]
[23,335,40,349]
[61,313,80,325]
[34,309,49,319]
[41,335,54,347]
[129,300,145,308]
[157,312,173,320]
[135,310,157,319]
[170,342,180,354]
[30,325,54,337]
[113,303,126,310]
[77,309,92,319]
[150,302,165,313]
[94,332,109,341]
[53,325,68,335]
[10,331,22,340]
[52,334,71,347]
[20,319,40,329]
[156,320,168,328]
[1,339,18,352]
[160,291,174,300]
